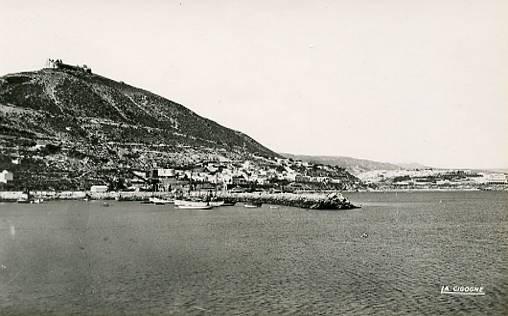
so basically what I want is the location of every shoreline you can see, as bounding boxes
[0,190,357,210]
[1,188,506,210]
[0,188,508,202]
[0,188,506,203]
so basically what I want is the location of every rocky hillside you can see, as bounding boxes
[0,66,278,189]
[0,67,276,156]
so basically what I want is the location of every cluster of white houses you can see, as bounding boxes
[0,156,352,192]
[122,159,350,192]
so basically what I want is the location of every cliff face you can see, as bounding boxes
[0,67,277,189]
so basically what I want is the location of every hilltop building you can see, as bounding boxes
[46,58,92,73]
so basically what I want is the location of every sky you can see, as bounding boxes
[0,0,507,169]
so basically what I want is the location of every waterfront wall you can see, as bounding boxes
[0,191,166,201]
[0,191,25,201]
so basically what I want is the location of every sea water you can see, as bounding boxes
[0,191,506,315]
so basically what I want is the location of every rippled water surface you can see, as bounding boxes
[0,192,507,315]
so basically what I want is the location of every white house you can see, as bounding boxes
[156,168,175,177]
[0,170,13,184]
[90,185,108,193]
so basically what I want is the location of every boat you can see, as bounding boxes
[176,204,213,210]
[174,199,187,206]
[208,199,235,207]
[244,202,262,208]
[209,200,225,207]
[174,199,212,209]
[174,199,208,207]
[32,198,44,204]
[149,197,174,205]
[17,191,31,203]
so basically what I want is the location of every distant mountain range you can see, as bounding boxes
[281,153,431,175]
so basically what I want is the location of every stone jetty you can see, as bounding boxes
[190,191,359,210]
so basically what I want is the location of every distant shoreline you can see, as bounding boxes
[352,188,500,193]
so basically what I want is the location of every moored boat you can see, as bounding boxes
[17,191,31,203]
[176,204,213,210]
[32,198,44,204]
[208,199,235,207]
[209,200,225,207]
[149,197,174,205]
[174,199,208,206]
[244,202,262,208]
[174,199,212,209]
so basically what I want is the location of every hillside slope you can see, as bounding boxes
[282,153,404,175]
[0,66,277,189]
[0,67,275,156]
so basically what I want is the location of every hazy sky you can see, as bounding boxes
[1,0,507,168]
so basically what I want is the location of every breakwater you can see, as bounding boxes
[190,191,359,210]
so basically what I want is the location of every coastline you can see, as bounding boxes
[1,188,506,203]
[0,191,165,202]
[2,188,506,210]
[0,190,357,210]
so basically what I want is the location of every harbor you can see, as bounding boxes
[0,191,506,315]
[0,190,358,210]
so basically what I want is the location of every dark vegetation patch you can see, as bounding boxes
[4,76,31,85]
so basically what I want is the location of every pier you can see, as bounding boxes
[189,191,359,210]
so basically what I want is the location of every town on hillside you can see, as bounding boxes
[1,143,507,194]
[0,144,361,193]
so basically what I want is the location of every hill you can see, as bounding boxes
[282,153,420,175]
[0,64,278,189]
